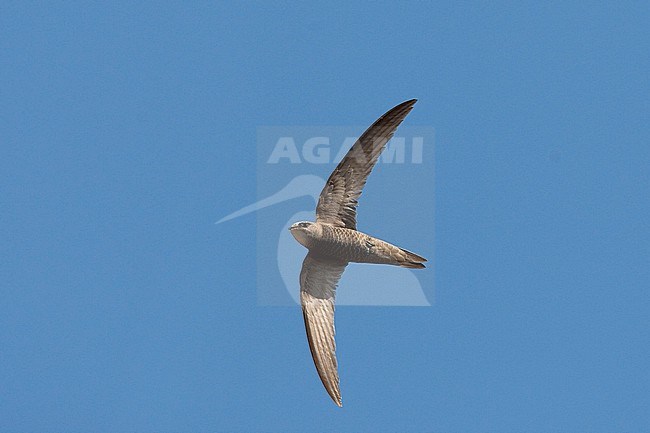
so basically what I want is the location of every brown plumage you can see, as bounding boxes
[289,99,427,407]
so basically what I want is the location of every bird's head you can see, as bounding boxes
[289,221,317,247]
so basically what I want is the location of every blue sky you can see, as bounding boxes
[2,2,649,432]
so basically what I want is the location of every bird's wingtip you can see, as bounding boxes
[394,98,417,108]
[328,390,343,407]
[327,389,343,407]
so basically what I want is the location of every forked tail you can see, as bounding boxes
[398,248,427,269]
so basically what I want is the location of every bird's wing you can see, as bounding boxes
[315,99,417,230]
[300,252,348,407]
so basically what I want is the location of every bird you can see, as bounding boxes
[289,99,427,407]
[216,173,431,307]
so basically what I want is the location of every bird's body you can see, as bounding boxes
[291,222,426,268]
[289,99,426,407]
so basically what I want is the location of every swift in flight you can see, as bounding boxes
[289,99,427,407]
